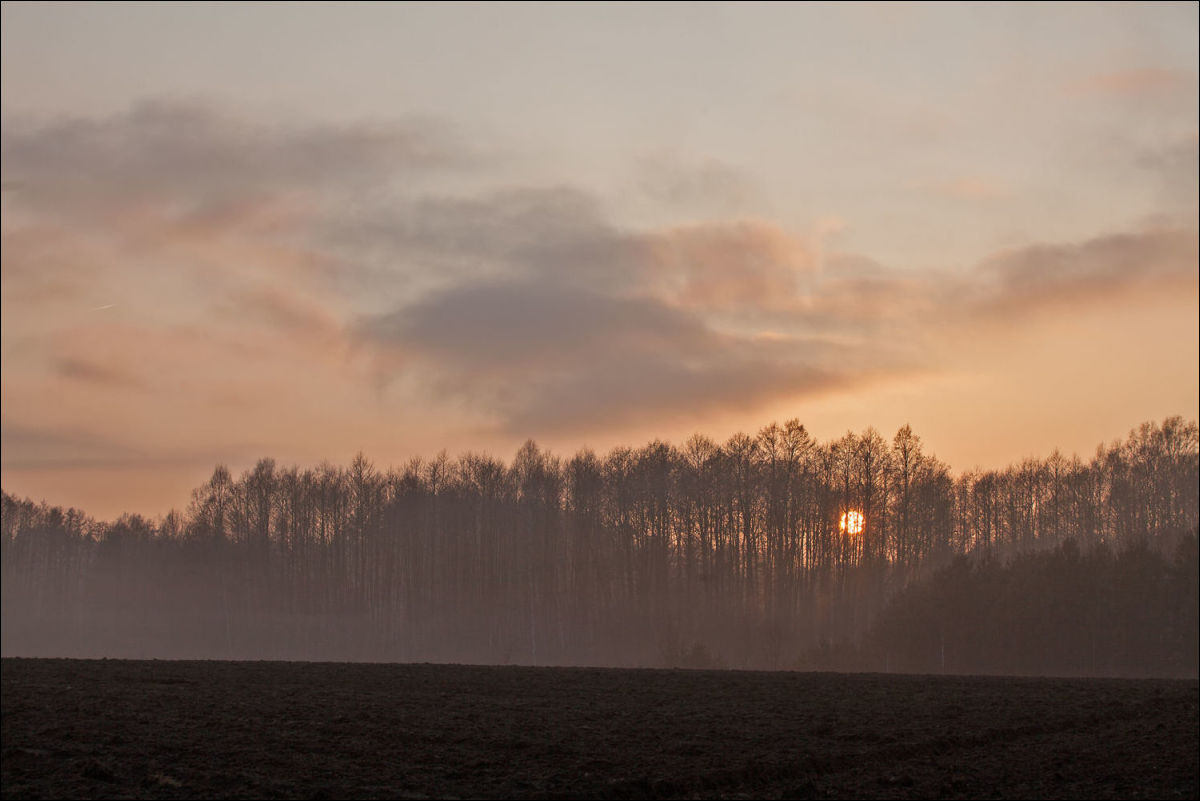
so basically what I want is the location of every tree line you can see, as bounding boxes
[2,416,1196,674]
[805,536,1198,678]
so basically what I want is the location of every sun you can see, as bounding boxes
[840,510,864,535]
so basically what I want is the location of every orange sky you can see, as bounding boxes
[2,3,1197,520]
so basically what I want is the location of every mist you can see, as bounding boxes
[2,416,1196,678]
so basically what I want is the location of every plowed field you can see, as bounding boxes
[2,658,1195,799]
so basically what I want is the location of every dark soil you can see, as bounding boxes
[2,658,1195,799]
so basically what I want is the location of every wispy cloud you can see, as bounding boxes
[218,285,343,345]
[2,100,1195,456]
[635,153,760,215]
[1066,68,1196,98]
[1,100,470,223]
[1136,132,1200,212]
[920,176,1008,201]
[642,222,814,311]
[0,419,146,470]
[55,356,143,388]
[354,191,1195,435]
[0,418,268,472]
[969,226,1198,319]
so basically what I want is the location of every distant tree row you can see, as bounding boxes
[807,535,1199,678]
[2,416,1196,674]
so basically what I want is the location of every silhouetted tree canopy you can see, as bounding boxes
[2,416,1196,677]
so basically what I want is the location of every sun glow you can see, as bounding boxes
[840,510,864,535]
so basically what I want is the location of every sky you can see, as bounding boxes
[2,1,1197,520]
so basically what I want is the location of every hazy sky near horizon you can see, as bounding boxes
[2,1,1197,519]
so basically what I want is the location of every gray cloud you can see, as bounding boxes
[971,226,1198,318]
[324,186,641,296]
[364,280,710,372]
[358,277,899,435]
[345,187,865,434]
[1,100,470,225]
[327,188,813,313]
[636,153,760,215]
[0,101,481,317]
[502,339,869,436]
[807,225,1198,334]
[1137,134,1200,211]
